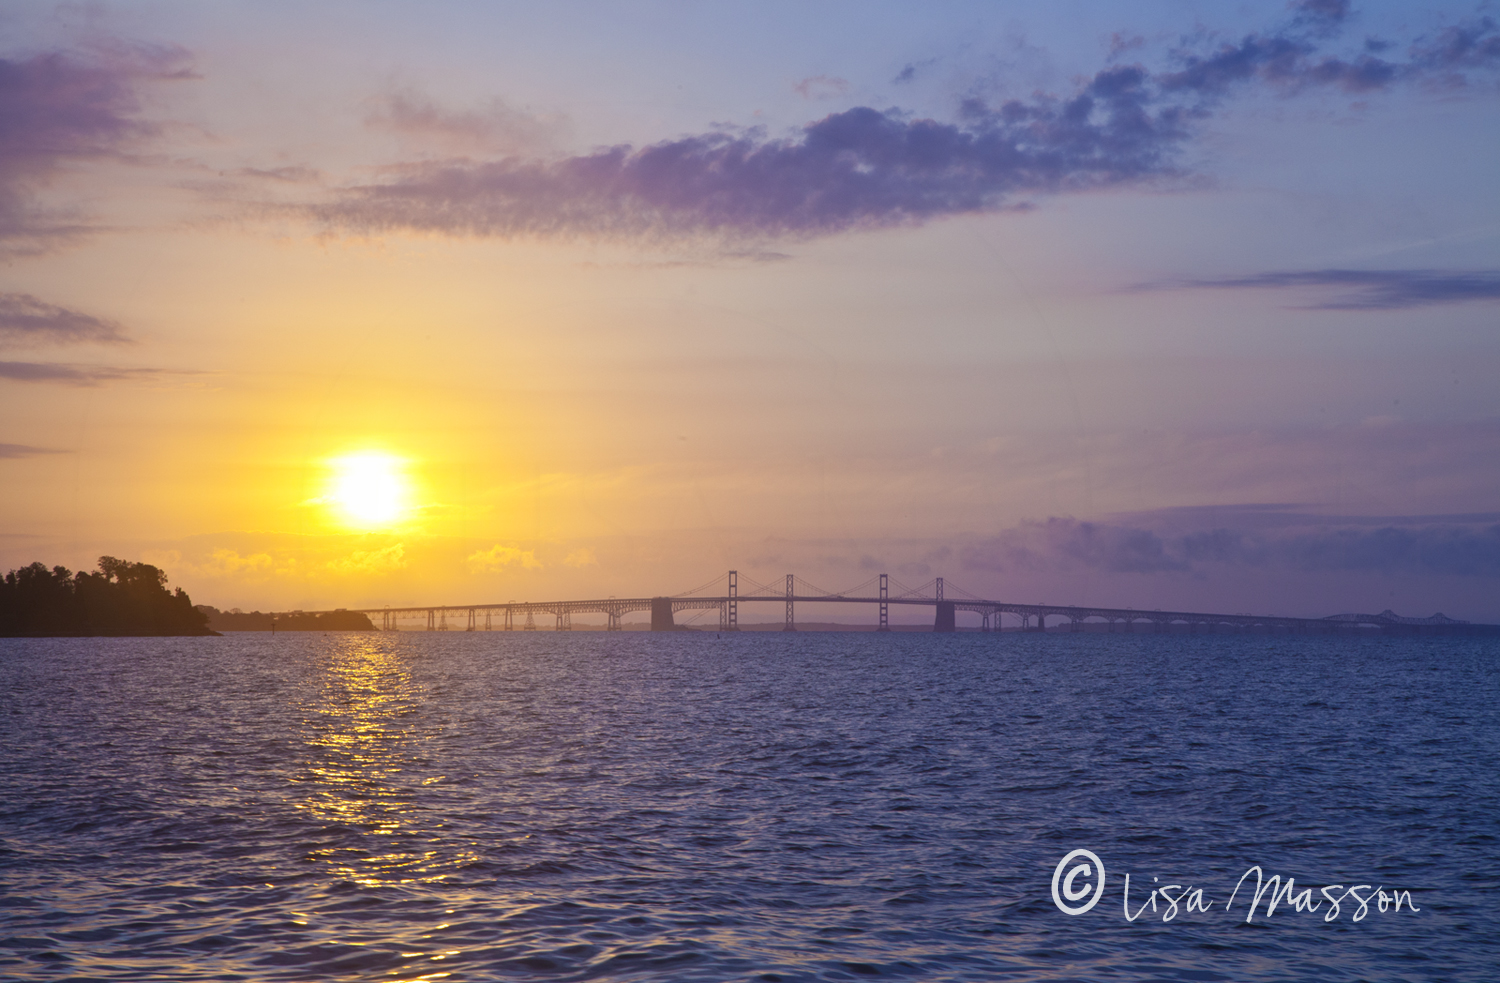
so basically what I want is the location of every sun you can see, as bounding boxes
[326,452,410,529]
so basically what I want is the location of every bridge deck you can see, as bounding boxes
[275,594,1485,633]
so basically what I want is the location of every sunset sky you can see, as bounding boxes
[2,0,1498,621]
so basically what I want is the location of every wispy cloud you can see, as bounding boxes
[0,360,173,385]
[961,515,1500,579]
[0,44,191,248]
[467,543,542,572]
[311,5,1499,244]
[562,547,597,568]
[0,441,66,459]
[327,543,407,575]
[364,89,567,155]
[0,293,126,343]
[792,75,849,100]
[1152,269,1500,309]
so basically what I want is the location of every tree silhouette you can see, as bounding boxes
[0,557,215,636]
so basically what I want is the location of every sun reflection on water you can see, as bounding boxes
[292,636,478,889]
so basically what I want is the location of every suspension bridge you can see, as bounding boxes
[301,571,1487,635]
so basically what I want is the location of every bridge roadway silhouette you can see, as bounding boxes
[308,571,1482,635]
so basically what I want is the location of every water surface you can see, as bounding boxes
[2,632,1496,980]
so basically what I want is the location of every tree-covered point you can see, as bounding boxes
[0,557,217,636]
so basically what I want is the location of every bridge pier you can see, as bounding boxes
[651,597,676,631]
[466,608,476,631]
[426,608,435,631]
[785,575,796,631]
[557,608,571,630]
[878,574,889,632]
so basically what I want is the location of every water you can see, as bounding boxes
[2,632,1497,981]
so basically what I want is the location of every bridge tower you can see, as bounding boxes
[726,570,738,631]
[784,575,795,631]
[933,577,955,632]
[878,574,889,631]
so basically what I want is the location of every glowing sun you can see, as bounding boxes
[326,452,410,528]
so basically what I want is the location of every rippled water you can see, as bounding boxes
[2,632,1497,981]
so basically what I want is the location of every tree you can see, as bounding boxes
[0,557,215,636]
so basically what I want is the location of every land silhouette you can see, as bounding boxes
[194,607,375,631]
[0,557,216,637]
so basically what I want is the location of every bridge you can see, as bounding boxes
[303,571,1492,636]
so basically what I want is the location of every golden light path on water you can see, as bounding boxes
[290,636,483,980]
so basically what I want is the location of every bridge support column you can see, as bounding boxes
[651,597,676,631]
[1035,614,1046,633]
[934,601,956,633]
[467,608,476,631]
[607,606,622,631]
[438,609,449,630]
[558,608,571,631]
[524,608,536,630]
[784,574,795,631]
[484,610,492,630]
[427,608,435,630]
[878,573,889,632]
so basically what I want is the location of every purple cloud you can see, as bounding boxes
[0,293,126,343]
[1412,16,1500,75]
[1158,269,1500,309]
[961,515,1500,579]
[313,6,1498,243]
[0,442,65,458]
[317,68,1189,241]
[0,361,165,386]
[0,45,189,246]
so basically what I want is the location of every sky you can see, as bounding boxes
[1,0,1498,622]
